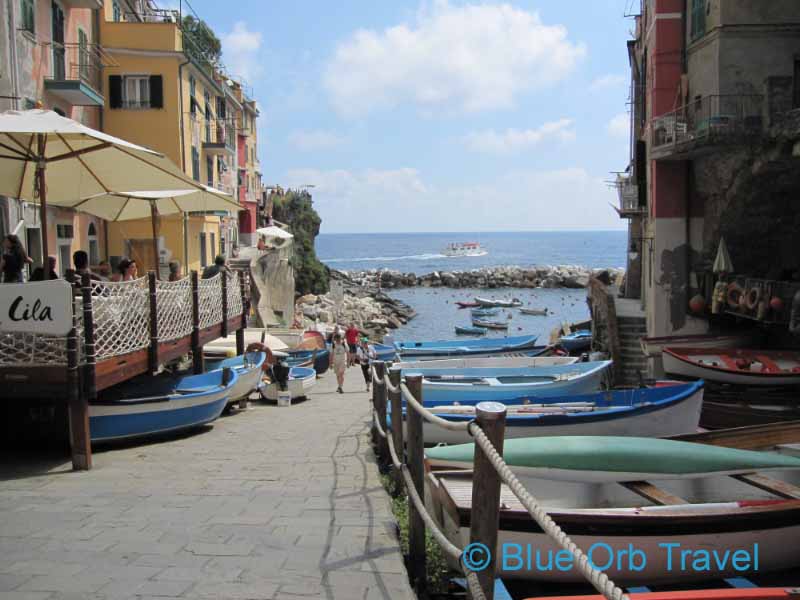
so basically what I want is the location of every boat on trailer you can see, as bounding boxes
[90,368,238,443]
[663,347,800,386]
[409,381,703,444]
[394,334,540,359]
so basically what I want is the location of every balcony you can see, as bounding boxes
[62,0,103,7]
[612,174,644,218]
[44,43,114,107]
[650,95,765,160]
[202,118,236,156]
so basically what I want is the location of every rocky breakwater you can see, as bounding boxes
[294,270,417,339]
[346,265,625,290]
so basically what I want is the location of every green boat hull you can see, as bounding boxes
[425,436,800,483]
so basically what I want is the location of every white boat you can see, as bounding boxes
[205,351,266,403]
[475,296,522,308]
[261,366,317,400]
[519,307,548,316]
[640,332,758,358]
[662,347,800,386]
[395,355,578,370]
[443,242,487,257]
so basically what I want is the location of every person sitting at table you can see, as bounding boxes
[30,256,59,281]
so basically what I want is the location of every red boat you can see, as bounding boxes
[663,348,800,386]
[456,301,481,309]
[525,589,797,600]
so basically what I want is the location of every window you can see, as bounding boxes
[78,29,89,82]
[56,224,74,239]
[199,233,207,267]
[109,74,163,109]
[20,0,35,33]
[112,0,122,22]
[191,147,200,182]
[206,156,214,188]
[88,222,99,265]
[210,233,215,260]
[690,0,706,41]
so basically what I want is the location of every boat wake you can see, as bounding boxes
[323,253,448,264]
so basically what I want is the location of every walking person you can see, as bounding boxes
[1,234,33,283]
[345,322,360,367]
[331,333,348,394]
[356,337,377,392]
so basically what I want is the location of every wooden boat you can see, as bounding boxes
[456,301,481,309]
[405,361,612,403]
[261,366,316,401]
[524,590,800,600]
[559,330,592,352]
[90,368,238,443]
[395,334,540,359]
[410,382,703,444]
[455,325,486,336]
[701,399,800,430]
[472,319,508,330]
[285,348,330,375]
[520,307,548,316]
[641,332,758,358]
[663,348,800,386]
[475,296,522,308]
[395,355,578,370]
[471,307,500,317]
[204,351,266,402]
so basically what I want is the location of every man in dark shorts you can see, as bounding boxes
[345,323,360,367]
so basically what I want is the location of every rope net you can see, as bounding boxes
[0,297,83,366]
[226,271,244,320]
[156,276,193,343]
[198,274,224,330]
[92,277,150,360]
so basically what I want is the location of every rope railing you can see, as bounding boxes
[369,362,629,600]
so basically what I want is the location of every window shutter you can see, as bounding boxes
[149,75,164,108]
[109,75,122,108]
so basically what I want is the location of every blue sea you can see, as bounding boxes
[315,231,625,342]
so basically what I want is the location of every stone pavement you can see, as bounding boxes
[0,366,415,600]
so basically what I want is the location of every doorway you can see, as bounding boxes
[51,1,65,81]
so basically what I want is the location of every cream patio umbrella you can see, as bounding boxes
[256,225,294,246]
[64,187,241,277]
[0,109,218,267]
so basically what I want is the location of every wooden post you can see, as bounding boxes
[404,374,426,594]
[191,270,204,374]
[148,271,159,373]
[80,273,96,402]
[468,402,507,600]
[149,202,160,280]
[36,134,49,269]
[67,303,91,470]
[373,361,388,464]
[388,367,404,489]
[235,271,246,355]
[221,272,229,338]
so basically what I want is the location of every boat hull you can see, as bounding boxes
[663,348,800,386]
[261,367,317,400]
[641,333,757,358]
[206,352,266,402]
[700,400,800,430]
[396,356,578,370]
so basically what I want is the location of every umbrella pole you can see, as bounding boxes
[150,201,160,280]
[36,133,49,270]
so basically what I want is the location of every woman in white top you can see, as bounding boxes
[331,333,348,394]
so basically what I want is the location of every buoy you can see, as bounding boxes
[744,287,761,311]
[689,294,705,314]
[726,282,744,308]
[770,296,784,312]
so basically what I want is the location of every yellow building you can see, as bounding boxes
[99,0,240,276]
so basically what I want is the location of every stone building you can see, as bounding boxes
[617,0,800,371]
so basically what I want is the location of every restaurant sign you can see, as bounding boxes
[0,280,74,336]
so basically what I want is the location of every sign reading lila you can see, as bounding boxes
[0,281,73,336]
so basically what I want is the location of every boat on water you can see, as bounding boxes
[456,301,481,309]
[397,381,703,444]
[475,296,522,308]
[519,307,548,316]
[471,318,508,330]
[640,332,759,358]
[404,361,612,403]
[559,329,592,352]
[471,307,500,317]
[395,355,578,370]
[443,242,487,257]
[663,347,800,386]
[285,348,330,375]
[454,325,486,336]
[204,351,266,403]
[395,333,540,359]
[90,368,238,443]
[261,366,316,401]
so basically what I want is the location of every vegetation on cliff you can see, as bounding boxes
[270,189,329,296]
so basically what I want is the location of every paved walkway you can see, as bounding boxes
[0,367,415,600]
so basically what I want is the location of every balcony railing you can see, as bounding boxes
[612,174,643,217]
[124,8,179,23]
[45,43,115,105]
[651,94,764,156]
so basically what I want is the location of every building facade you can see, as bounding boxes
[619,0,800,371]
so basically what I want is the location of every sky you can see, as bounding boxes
[183,0,636,233]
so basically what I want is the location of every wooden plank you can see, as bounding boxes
[669,420,800,450]
[158,336,193,365]
[731,473,800,499]
[94,349,149,392]
[405,375,426,595]
[619,481,687,505]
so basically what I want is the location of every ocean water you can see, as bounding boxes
[315,231,624,343]
[316,230,626,275]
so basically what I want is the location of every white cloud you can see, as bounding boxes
[221,22,263,82]
[288,130,348,151]
[590,73,627,90]
[323,2,586,117]
[463,119,576,154]
[285,166,621,233]
[607,113,630,138]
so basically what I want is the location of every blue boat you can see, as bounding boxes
[205,351,266,403]
[401,361,612,403]
[90,368,239,443]
[395,334,540,359]
[455,325,486,336]
[285,348,330,375]
[373,343,397,362]
[559,330,592,352]
[391,381,704,444]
